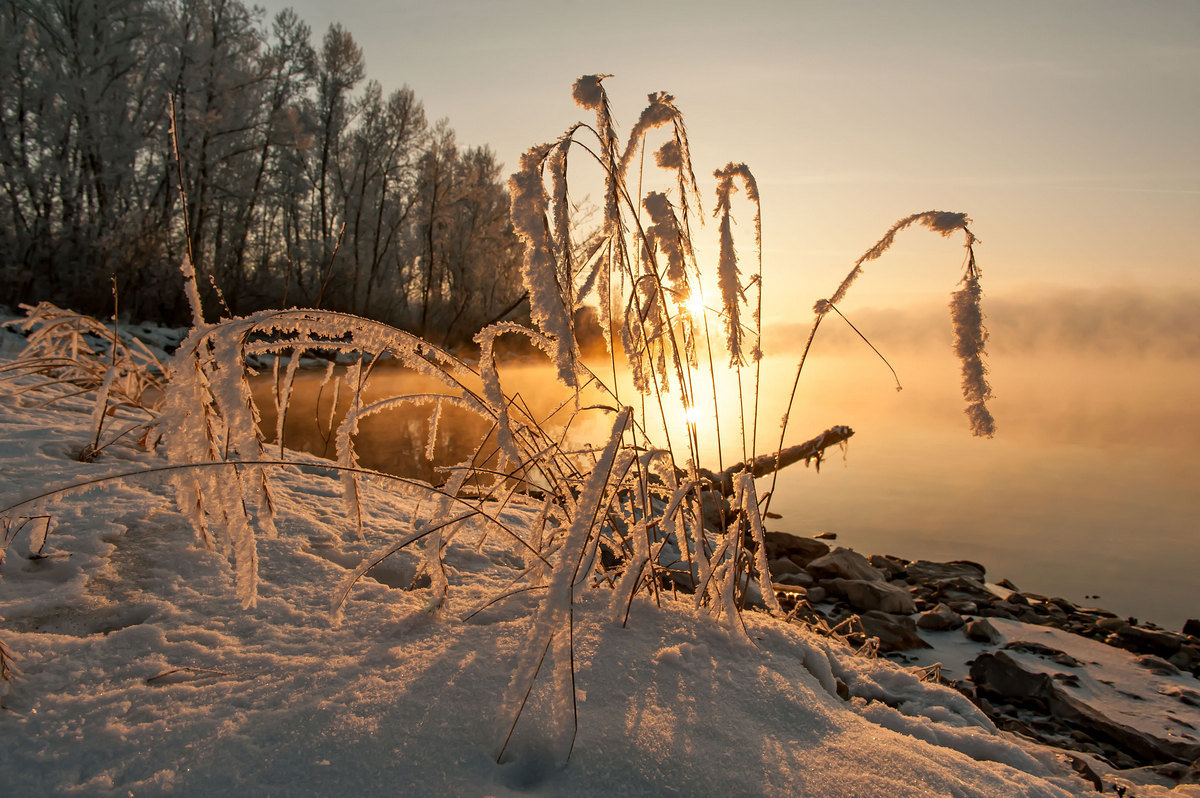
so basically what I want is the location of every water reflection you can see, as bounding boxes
[251,348,1200,630]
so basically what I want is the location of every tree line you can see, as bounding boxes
[0,0,527,346]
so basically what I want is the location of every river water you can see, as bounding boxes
[253,345,1199,631]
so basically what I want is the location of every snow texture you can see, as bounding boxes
[0,381,1113,796]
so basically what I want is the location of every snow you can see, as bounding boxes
[0,364,1112,795]
[910,617,1200,765]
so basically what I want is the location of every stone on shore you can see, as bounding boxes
[767,557,805,577]
[855,610,930,652]
[927,575,996,605]
[970,651,1054,699]
[868,554,908,580]
[963,618,1002,644]
[971,647,1200,768]
[807,547,884,582]
[904,559,986,583]
[774,571,814,588]
[827,578,916,614]
[762,532,829,567]
[917,602,965,631]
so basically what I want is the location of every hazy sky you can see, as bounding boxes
[257,0,1199,323]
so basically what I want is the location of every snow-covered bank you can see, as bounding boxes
[0,388,1109,796]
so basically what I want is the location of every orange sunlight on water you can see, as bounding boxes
[253,345,1199,630]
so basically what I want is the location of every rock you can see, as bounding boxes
[1048,685,1200,767]
[970,651,1054,699]
[855,610,930,652]
[1184,618,1200,638]
[868,554,907,579]
[814,531,837,540]
[763,532,829,566]
[1032,602,1069,623]
[1152,761,1200,786]
[995,578,1019,591]
[930,576,996,604]
[1046,597,1079,614]
[767,557,804,577]
[1168,646,1200,671]
[827,578,917,614]
[700,490,728,531]
[963,618,1002,644]
[774,572,813,588]
[1159,685,1200,708]
[1069,756,1103,792]
[1016,606,1049,626]
[1094,616,1128,634]
[1135,654,1181,676]
[1003,641,1081,667]
[805,585,826,604]
[917,602,965,631]
[948,600,979,616]
[806,547,884,582]
[904,560,985,583]
[973,650,1200,768]
[1076,606,1118,620]
[1115,625,1187,659]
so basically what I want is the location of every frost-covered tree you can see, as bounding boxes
[340,81,427,319]
[0,0,174,314]
[0,0,523,346]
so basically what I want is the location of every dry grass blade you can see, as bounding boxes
[0,75,1000,765]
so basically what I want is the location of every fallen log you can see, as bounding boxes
[697,425,854,497]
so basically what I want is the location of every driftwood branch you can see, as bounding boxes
[699,425,854,496]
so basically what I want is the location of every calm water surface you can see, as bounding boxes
[255,346,1200,631]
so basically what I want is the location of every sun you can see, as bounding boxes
[683,402,706,429]
[683,292,706,320]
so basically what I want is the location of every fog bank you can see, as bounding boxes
[764,285,1200,358]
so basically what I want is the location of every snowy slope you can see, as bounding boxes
[0,388,1103,796]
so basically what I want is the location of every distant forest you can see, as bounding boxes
[0,0,528,346]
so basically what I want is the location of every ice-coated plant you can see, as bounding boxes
[0,74,996,763]
[1,301,167,460]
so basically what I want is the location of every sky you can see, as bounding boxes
[256,0,1199,325]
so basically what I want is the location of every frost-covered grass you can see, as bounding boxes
[0,392,1098,795]
[2,75,1000,770]
[1,302,169,461]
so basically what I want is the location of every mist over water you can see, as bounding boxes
[758,285,1200,630]
[765,346,1199,632]
[256,302,1199,630]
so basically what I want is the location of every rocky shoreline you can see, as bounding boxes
[761,531,1200,789]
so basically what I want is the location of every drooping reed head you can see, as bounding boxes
[642,191,688,292]
[713,163,763,365]
[619,92,678,178]
[949,256,995,437]
[813,211,995,437]
[507,145,579,387]
[571,74,609,109]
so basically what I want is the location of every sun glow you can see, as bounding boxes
[683,292,706,320]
